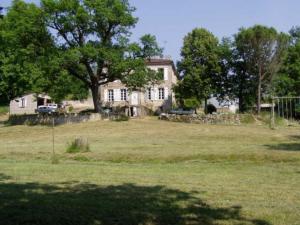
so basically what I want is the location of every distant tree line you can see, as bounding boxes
[175,26,299,113]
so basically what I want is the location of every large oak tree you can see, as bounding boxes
[41,0,162,112]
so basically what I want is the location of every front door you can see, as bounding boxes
[131,92,139,105]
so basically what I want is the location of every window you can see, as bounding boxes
[158,68,164,80]
[159,88,165,100]
[148,88,152,100]
[121,89,127,101]
[20,98,26,108]
[108,89,114,102]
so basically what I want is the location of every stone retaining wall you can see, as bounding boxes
[8,113,102,126]
[159,113,241,125]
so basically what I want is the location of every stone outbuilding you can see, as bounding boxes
[9,93,52,115]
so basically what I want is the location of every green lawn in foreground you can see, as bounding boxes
[0,117,299,225]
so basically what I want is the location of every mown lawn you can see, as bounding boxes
[0,117,299,225]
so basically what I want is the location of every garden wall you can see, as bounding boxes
[159,113,241,125]
[8,113,102,126]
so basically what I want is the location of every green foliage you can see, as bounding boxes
[183,98,200,109]
[234,25,289,113]
[139,34,163,59]
[66,137,90,153]
[0,0,162,110]
[175,28,221,104]
[0,0,52,102]
[41,0,163,112]
[0,105,8,115]
[0,0,88,103]
[273,27,300,97]
[295,103,300,114]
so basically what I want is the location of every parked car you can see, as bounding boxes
[36,105,57,114]
[47,104,58,109]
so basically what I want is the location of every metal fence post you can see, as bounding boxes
[271,97,275,129]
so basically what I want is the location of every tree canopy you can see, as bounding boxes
[234,25,289,113]
[175,28,221,109]
[41,0,162,112]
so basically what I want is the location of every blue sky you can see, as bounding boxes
[2,0,300,61]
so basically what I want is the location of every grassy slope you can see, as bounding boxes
[0,118,299,225]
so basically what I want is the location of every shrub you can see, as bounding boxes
[68,106,74,113]
[0,105,8,115]
[183,98,201,110]
[66,137,90,153]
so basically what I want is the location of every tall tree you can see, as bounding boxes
[0,6,4,19]
[0,0,91,104]
[273,27,300,96]
[175,28,221,111]
[0,0,52,103]
[234,25,289,114]
[41,0,162,112]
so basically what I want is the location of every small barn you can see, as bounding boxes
[9,93,51,115]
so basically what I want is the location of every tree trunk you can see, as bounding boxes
[257,65,262,114]
[238,94,244,113]
[257,77,262,114]
[204,98,207,114]
[91,85,101,113]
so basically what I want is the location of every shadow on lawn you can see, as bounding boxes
[0,175,271,225]
[264,135,300,152]
[264,143,300,152]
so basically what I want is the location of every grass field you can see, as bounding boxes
[0,117,299,225]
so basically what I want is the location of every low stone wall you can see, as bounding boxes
[8,113,102,126]
[159,113,241,125]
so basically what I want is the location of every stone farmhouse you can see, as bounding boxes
[100,58,178,117]
[9,58,178,116]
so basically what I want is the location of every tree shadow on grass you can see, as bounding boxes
[264,135,300,152]
[0,177,271,225]
[264,143,300,152]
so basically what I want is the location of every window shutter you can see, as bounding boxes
[115,89,121,101]
[104,89,108,102]
[164,68,168,80]
[24,97,27,107]
[18,98,22,107]
[144,89,148,101]
[154,87,158,100]
[164,87,169,100]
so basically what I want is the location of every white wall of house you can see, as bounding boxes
[9,94,38,115]
[100,60,177,115]
[9,93,52,115]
